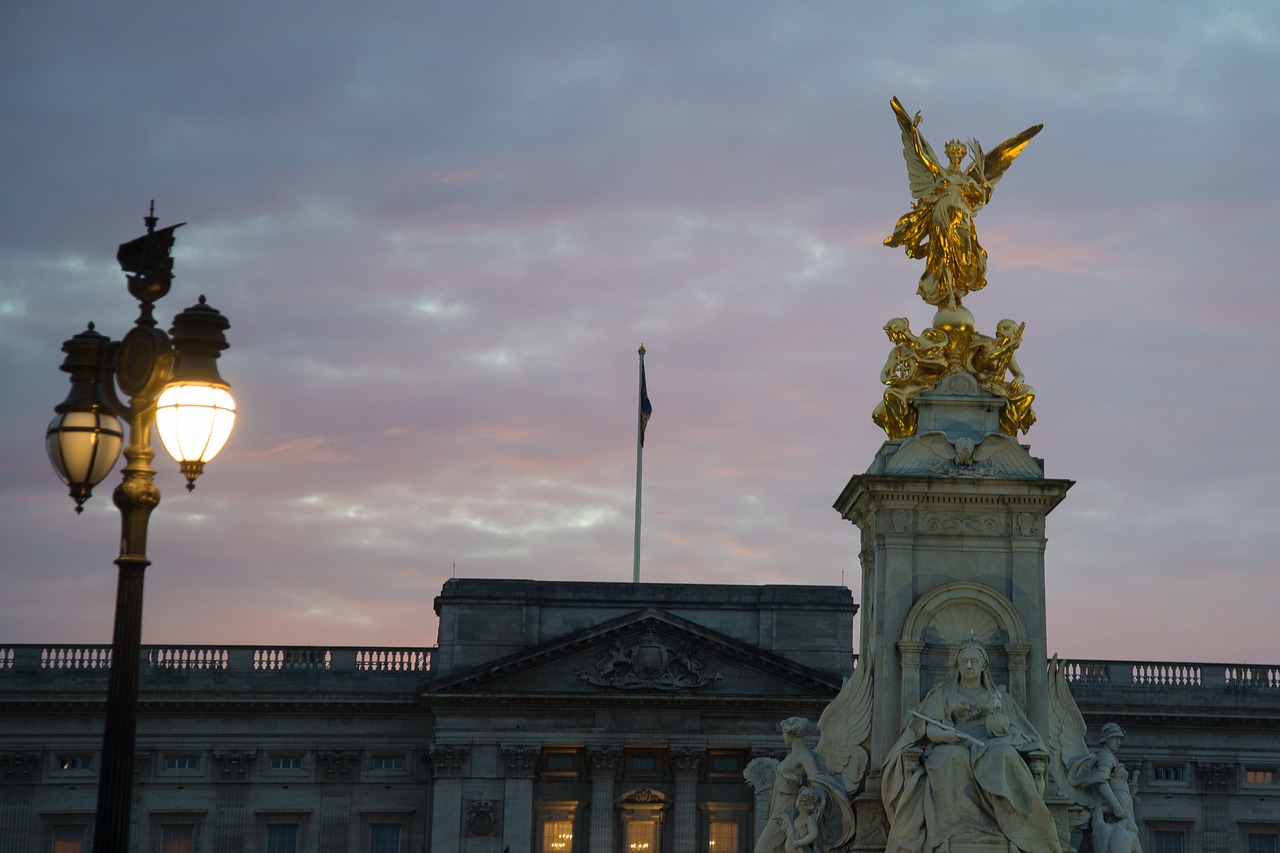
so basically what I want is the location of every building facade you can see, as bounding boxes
[1,578,1277,853]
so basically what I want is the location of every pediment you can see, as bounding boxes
[423,608,842,700]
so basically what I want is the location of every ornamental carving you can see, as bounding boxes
[0,751,41,782]
[576,628,723,691]
[427,744,468,778]
[501,745,538,778]
[214,749,257,781]
[317,750,359,778]
[670,746,704,779]
[586,747,622,778]
[916,511,1007,537]
[466,799,500,836]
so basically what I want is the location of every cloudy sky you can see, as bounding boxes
[2,2,1277,665]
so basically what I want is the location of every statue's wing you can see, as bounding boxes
[1046,655,1092,803]
[816,655,873,792]
[969,434,1043,478]
[978,122,1043,188]
[890,96,941,199]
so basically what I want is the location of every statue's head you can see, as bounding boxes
[1099,722,1126,746]
[796,785,822,815]
[996,319,1020,339]
[884,317,911,341]
[954,632,992,687]
[945,139,967,167]
[780,716,811,739]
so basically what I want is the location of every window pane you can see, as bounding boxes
[370,823,401,853]
[1249,834,1278,853]
[52,826,85,853]
[266,824,298,853]
[626,820,657,853]
[543,820,573,853]
[161,825,194,853]
[1154,831,1184,853]
[709,821,738,853]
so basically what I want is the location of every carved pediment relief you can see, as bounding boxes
[883,431,1042,479]
[423,609,840,699]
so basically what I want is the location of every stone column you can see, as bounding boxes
[0,752,40,853]
[501,745,538,853]
[1197,762,1233,853]
[585,747,621,853]
[670,747,704,853]
[316,750,359,853]
[212,750,256,852]
[428,744,470,853]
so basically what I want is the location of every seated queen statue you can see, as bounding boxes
[881,635,1062,852]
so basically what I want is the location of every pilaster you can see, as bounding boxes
[586,747,621,853]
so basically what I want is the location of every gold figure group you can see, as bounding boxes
[875,97,1042,439]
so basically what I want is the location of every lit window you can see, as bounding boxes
[1249,834,1278,853]
[372,756,406,770]
[1154,830,1184,853]
[708,821,739,853]
[626,820,657,853]
[542,820,573,853]
[58,755,92,771]
[164,755,199,770]
[51,825,85,853]
[370,823,400,853]
[161,824,194,853]
[1247,768,1276,785]
[1154,765,1184,782]
[266,824,298,853]
[270,755,303,770]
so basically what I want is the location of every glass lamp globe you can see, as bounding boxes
[155,382,236,490]
[46,408,124,512]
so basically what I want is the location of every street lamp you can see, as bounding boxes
[45,205,235,853]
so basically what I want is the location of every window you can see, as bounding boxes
[708,821,739,853]
[51,825,86,853]
[161,824,194,853]
[542,820,573,853]
[57,755,93,771]
[1249,834,1278,853]
[626,820,657,853]
[369,823,401,853]
[265,824,298,853]
[270,755,303,770]
[372,756,405,771]
[1153,830,1184,853]
[706,750,745,780]
[1247,768,1277,785]
[539,749,581,778]
[1153,764,1184,782]
[164,755,199,771]
[625,748,663,779]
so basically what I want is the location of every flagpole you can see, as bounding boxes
[633,344,647,583]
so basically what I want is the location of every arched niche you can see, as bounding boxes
[896,581,1032,713]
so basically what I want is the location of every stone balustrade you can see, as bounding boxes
[1058,658,1279,689]
[0,644,435,698]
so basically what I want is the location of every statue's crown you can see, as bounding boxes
[945,138,967,160]
[960,630,984,652]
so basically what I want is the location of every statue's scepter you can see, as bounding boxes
[910,710,984,746]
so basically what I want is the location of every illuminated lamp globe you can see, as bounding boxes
[157,295,235,490]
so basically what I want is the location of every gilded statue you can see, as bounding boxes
[969,318,1036,435]
[872,317,948,439]
[884,97,1042,312]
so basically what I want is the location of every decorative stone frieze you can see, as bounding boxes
[576,628,723,691]
[426,744,468,778]
[500,744,538,778]
[0,752,40,782]
[585,746,621,779]
[213,749,256,781]
[316,750,359,778]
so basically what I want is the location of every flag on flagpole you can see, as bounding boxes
[639,362,653,446]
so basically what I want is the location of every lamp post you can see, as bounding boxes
[45,205,235,853]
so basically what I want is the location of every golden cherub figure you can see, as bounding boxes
[884,97,1042,313]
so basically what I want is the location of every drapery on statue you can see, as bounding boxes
[744,660,872,853]
[885,96,1042,312]
[882,634,1062,852]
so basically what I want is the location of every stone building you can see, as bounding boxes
[1,577,1276,853]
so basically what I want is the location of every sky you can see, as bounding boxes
[2,2,1277,665]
